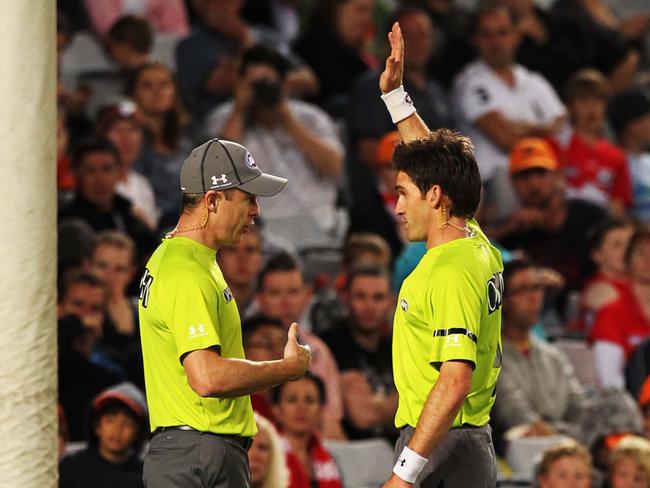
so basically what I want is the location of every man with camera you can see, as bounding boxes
[205,45,345,250]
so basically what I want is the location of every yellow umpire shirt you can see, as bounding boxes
[393,219,504,429]
[138,236,257,437]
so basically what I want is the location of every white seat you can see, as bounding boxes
[554,338,598,388]
[323,438,395,488]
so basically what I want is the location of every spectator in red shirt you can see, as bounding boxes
[592,228,650,389]
[550,69,632,217]
[272,374,343,488]
[583,218,635,329]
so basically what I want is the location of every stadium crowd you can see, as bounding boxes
[54,0,650,486]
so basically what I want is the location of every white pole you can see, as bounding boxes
[0,2,57,486]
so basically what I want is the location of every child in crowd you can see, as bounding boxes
[583,218,635,329]
[607,436,650,488]
[550,69,632,217]
[537,440,593,488]
[59,382,147,488]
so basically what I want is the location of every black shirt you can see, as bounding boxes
[59,448,143,488]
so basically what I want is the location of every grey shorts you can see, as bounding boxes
[143,429,253,488]
[395,424,497,488]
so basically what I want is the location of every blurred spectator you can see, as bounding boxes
[347,7,453,255]
[58,137,157,262]
[583,218,634,327]
[491,138,606,298]
[243,315,287,422]
[293,0,378,114]
[536,440,593,488]
[592,228,650,389]
[493,259,585,441]
[550,69,632,216]
[607,436,650,488]
[549,0,639,95]
[249,412,290,488]
[57,1,91,33]
[207,45,345,250]
[217,226,264,317]
[256,252,346,439]
[609,87,650,223]
[59,382,147,488]
[271,374,343,488]
[58,218,96,286]
[241,0,301,44]
[85,230,139,336]
[105,16,154,74]
[96,101,158,229]
[83,0,189,38]
[58,313,119,442]
[176,0,315,122]
[58,404,70,460]
[126,62,190,225]
[452,2,566,220]
[638,378,650,439]
[57,108,75,196]
[593,1,650,46]
[321,265,397,440]
[417,0,475,89]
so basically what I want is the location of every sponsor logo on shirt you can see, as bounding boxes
[400,299,409,311]
[188,323,208,339]
[487,272,504,315]
[223,287,233,303]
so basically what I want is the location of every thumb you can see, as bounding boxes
[288,322,299,343]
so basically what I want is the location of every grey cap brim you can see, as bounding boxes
[238,172,287,197]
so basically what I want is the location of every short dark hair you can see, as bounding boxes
[240,44,290,78]
[271,372,326,405]
[242,315,284,345]
[342,233,392,269]
[72,136,120,170]
[469,0,516,35]
[392,129,482,218]
[257,252,302,291]
[346,265,391,291]
[60,271,107,303]
[107,15,153,54]
[181,193,204,214]
[587,217,633,253]
[502,258,536,294]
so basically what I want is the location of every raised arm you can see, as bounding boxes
[379,22,430,143]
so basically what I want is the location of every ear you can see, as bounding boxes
[426,185,443,209]
[205,190,220,211]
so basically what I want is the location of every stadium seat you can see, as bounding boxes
[323,438,394,488]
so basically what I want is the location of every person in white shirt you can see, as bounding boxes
[452,3,566,219]
[206,45,345,250]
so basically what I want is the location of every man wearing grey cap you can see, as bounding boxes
[138,138,311,487]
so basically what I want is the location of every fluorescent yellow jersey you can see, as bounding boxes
[138,237,256,437]
[393,220,503,429]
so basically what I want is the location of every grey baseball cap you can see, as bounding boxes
[180,138,287,197]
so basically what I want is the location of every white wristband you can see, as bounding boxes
[381,85,417,124]
[393,446,428,483]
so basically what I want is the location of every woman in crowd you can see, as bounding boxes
[272,373,343,488]
[249,412,290,488]
[126,62,191,227]
[592,228,650,389]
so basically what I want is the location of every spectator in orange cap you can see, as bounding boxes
[488,138,607,309]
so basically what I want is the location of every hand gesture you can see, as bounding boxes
[379,22,405,95]
[283,323,311,380]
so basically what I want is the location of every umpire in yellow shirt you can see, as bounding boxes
[379,23,503,488]
[139,138,311,487]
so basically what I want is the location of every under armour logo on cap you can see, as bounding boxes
[211,174,229,187]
